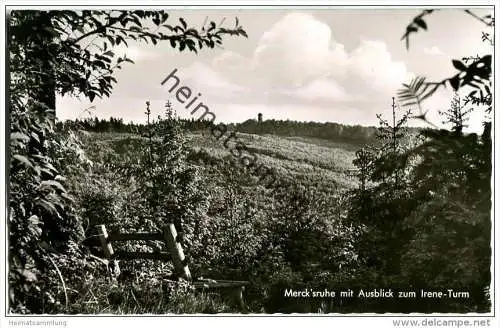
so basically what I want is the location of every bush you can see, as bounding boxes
[9,102,91,313]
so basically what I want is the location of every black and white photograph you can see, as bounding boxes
[2,0,497,325]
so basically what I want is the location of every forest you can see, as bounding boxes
[7,9,493,314]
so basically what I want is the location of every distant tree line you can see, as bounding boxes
[59,117,141,133]
[59,116,211,134]
[61,116,423,146]
[232,119,380,145]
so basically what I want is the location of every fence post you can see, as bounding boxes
[97,224,120,276]
[97,224,114,258]
[163,223,192,281]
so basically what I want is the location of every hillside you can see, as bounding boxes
[69,117,369,193]
[66,117,421,193]
[185,131,360,191]
[76,121,491,314]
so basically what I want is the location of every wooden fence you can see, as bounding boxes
[94,223,248,311]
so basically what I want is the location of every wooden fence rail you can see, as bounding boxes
[112,251,172,261]
[96,223,191,280]
[108,232,163,242]
[94,223,248,311]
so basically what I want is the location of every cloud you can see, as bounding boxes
[213,13,349,87]
[251,12,343,87]
[182,61,244,91]
[115,45,160,61]
[171,61,249,103]
[212,51,249,71]
[211,51,255,86]
[348,39,413,94]
[292,78,349,102]
[423,46,444,56]
[213,13,411,100]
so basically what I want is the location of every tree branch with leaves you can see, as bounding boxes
[398,9,493,125]
[8,10,248,108]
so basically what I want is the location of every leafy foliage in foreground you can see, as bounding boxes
[399,9,493,124]
[8,100,93,313]
[8,9,247,313]
[342,9,493,312]
[347,101,491,312]
[8,10,247,104]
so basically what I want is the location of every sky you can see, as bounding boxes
[57,7,494,132]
